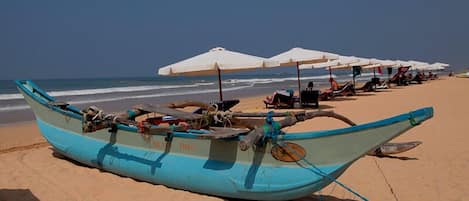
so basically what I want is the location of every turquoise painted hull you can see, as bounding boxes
[16,80,433,200]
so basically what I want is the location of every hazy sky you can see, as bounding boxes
[1,0,468,80]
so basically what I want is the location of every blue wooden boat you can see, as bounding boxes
[16,80,433,200]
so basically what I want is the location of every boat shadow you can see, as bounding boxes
[375,155,418,160]
[0,189,40,201]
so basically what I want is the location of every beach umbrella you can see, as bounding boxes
[325,57,378,87]
[300,56,360,87]
[433,62,449,67]
[425,62,448,71]
[269,47,339,94]
[425,65,445,71]
[158,47,279,101]
[364,59,396,78]
[408,60,430,71]
[394,60,413,67]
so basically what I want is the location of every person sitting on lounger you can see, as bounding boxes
[321,78,340,93]
[263,89,295,108]
[319,78,355,100]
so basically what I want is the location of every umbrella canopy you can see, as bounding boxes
[361,63,382,69]
[394,60,414,68]
[269,47,339,94]
[299,56,359,69]
[270,47,340,66]
[408,60,430,71]
[158,47,279,101]
[425,65,445,71]
[158,47,278,76]
[370,59,395,67]
[432,62,450,67]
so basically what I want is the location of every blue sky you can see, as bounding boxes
[1,0,468,80]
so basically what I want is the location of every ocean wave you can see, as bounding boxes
[0,84,252,112]
[0,82,214,101]
[0,105,31,112]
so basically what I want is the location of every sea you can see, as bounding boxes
[0,70,387,125]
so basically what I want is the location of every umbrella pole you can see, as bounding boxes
[217,68,223,101]
[373,68,376,79]
[329,66,333,88]
[296,62,301,99]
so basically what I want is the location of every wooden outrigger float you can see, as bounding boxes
[16,80,433,200]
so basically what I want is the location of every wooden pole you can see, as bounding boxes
[217,68,223,101]
[296,62,301,100]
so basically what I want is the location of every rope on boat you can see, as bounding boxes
[276,141,369,201]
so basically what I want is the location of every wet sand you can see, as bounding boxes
[1,77,468,201]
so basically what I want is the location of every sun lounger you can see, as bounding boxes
[319,81,356,100]
[263,89,295,108]
[375,82,389,89]
[370,77,389,90]
[332,82,356,97]
[356,81,375,92]
[407,73,423,84]
[389,67,410,86]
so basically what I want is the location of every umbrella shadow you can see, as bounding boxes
[316,104,335,110]
[328,97,357,102]
[354,93,376,97]
[0,189,40,201]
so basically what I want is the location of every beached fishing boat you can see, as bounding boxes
[16,80,433,201]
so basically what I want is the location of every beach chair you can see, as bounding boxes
[300,81,319,108]
[332,82,356,97]
[356,80,374,92]
[263,89,295,108]
[375,82,389,89]
[319,81,356,101]
[389,67,410,86]
[370,77,389,90]
[407,73,423,84]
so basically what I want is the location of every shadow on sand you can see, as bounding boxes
[0,189,40,201]
[376,154,418,160]
[354,93,376,97]
[224,194,358,201]
[326,97,357,102]
[297,195,358,201]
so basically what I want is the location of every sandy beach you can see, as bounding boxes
[1,77,468,201]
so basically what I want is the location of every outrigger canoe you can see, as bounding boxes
[16,80,433,200]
